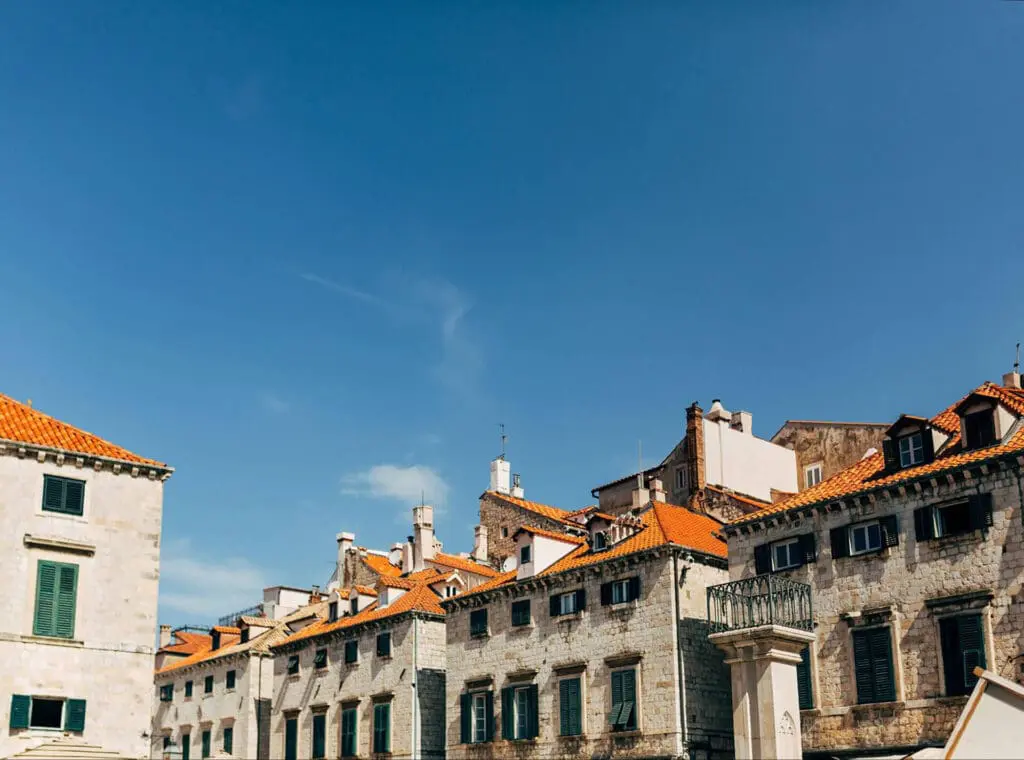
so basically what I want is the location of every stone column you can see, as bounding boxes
[709,624,815,760]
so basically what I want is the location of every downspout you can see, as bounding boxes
[672,553,689,758]
[412,615,419,758]
[256,653,263,760]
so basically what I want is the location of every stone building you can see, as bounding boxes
[151,592,325,760]
[0,393,171,759]
[770,419,888,492]
[720,375,1024,758]
[442,488,733,760]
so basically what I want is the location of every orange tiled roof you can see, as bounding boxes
[483,490,575,524]
[732,382,1024,526]
[429,553,501,578]
[378,575,417,590]
[0,393,165,467]
[158,631,211,656]
[406,567,445,582]
[273,584,445,647]
[212,626,240,634]
[513,525,587,544]
[352,585,378,596]
[362,553,402,577]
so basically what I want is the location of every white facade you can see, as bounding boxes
[0,448,169,759]
[702,416,797,501]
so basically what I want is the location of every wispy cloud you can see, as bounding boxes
[159,539,267,621]
[260,392,290,414]
[299,273,399,314]
[341,464,450,509]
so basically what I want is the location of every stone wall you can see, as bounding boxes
[725,463,1024,755]
[770,422,887,490]
[0,451,166,759]
[479,494,568,567]
[443,551,732,760]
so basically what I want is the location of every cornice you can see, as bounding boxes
[0,439,173,480]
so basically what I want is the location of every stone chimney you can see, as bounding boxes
[649,477,667,503]
[159,624,172,649]
[472,525,488,562]
[631,476,650,510]
[1004,371,1022,390]
[706,398,730,423]
[402,538,414,574]
[685,402,707,511]
[336,532,354,587]
[730,410,753,435]
[511,473,524,499]
[412,505,435,571]
[490,457,511,495]
[389,543,404,567]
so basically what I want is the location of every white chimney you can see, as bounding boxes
[730,410,753,435]
[337,532,355,583]
[1004,371,1022,390]
[490,457,511,495]
[706,399,731,423]
[159,624,172,649]
[631,481,650,510]
[511,473,524,499]
[413,505,435,571]
[649,477,666,503]
[402,539,414,575]
[389,543,403,567]
[472,525,488,562]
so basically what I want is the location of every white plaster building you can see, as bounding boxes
[0,393,171,759]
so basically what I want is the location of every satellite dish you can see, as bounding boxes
[501,556,516,572]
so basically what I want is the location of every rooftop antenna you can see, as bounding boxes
[637,440,643,490]
[499,423,507,460]
[1015,342,1020,374]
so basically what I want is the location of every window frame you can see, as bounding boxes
[934,500,973,539]
[41,474,86,516]
[510,599,531,627]
[328,601,338,622]
[559,676,583,737]
[898,432,924,468]
[159,683,174,702]
[344,639,359,665]
[963,409,997,450]
[851,626,897,705]
[520,544,531,565]
[512,686,530,740]
[29,697,64,729]
[184,681,193,699]
[33,559,79,639]
[939,613,987,697]
[471,692,488,743]
[340,706,358,758]
[203,675,214,694]
[559,592,578,616]
[611,579,631,605]
[848,520,882,556]
[226,670,236,690]
[804,463,823,488]
[772,537,802,571]
[286,654,300,675]
[609,668,638,732]
[313,648,328,670]
[372,701,391,754]
[470,609,489,638]
[376,631,391,658]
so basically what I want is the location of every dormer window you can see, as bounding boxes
[593,531,608,551]
[964,410,997,450]
[898,433,924,468]
[520,544,531,565]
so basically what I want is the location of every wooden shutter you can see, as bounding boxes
[341,709,356,757]
[201,730,211,759]
[600,582,613,606]
[227,670,236,688]
[64,479,85,514]
[224,726,234,756]
[940,617,962,696]
[550,594,561,618]
[830,527,849,560]
[526,684,539,738]
[852,630,875,704]
[914,506,935,541]
[882,439,899,470]
[34,561,58,636]
[559,680,572,736]
[377,632,390,657]
[879,516,900,548]
[311,714,325,759]
[799,534,817,565]
[796,647,813,710]
[459,694,471,743]
[9,695,30,729]
[959,614,985,692]
[500,687,513,739]
[620,669,637,729]
[870,627,896,703]
[920,427,935,462]
[628,576,641,602]
[471,609,487,636]
[484,691,495,741]
[969,494,994,531]
[55,563,77,638]
[182,734,191,760]
[43,476,65,512]
[284,719,297,760]
[65,699,86,732]
[610,670,623,726]
[574,588,586,611]
[753,544,772,574]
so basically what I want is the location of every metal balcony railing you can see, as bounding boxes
[218,604,264,627]
[707,574,813,634]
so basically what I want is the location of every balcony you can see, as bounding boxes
[707,574,813,634]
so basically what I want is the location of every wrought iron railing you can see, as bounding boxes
[218,604,264,627]
[707,574,813,633]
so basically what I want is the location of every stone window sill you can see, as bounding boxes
[509,623,534,633]
[610,729,642,738]
[470,632,490,640]
[557,612,583,624]
[851,700,904,713]
[23,635,83,648]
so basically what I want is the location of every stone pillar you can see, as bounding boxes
[709,624,815,760]
[685,402,706,511]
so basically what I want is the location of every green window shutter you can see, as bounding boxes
[852,630,875,703]
[64,479,85,514]
[54,563,78,638]
[223,726,233,755]
[940,617,963,696]
[914,506,936,541]
[560,678,582,736]
[628,576,641,602]
[185,681,193,698]
[958,614,986,692]
[526,684,539,739]
[345,640,358,663]
[182,734,191,760]
[42,476,85,515]
[373,703,391,753]
[205,675,214,693]
[796,647,813,710]
[870,627,896,703]
[484,691,495,742]
[43,476,65,512]
[314,648,327,669]
[341,709,356,757]
[284,719,297,760]
[500,687,513,739]
[620,669,636,730]
[226,670,236,689]
[312,714,326,759]
[34,561,58,636]
[610,670,624,726]
[10,694,30,729]
[459,694,471,743]
[201,730,211,759]
[65,699,86,732]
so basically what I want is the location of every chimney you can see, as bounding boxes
[310,585,321,603]
[730,410,753,435]
[511,473,524,499]
[336,532,354,586]
[402,538,414,574]
[685,402,707,511]
[706,398,730,423]
[472,525,488,562]
[631,479,650,510]
[1003,371,1022,390]
[490,457,511,495]
[649,477,666,503]
[159,624,172,649]
[412,505,435,571]
[389,543,404,567]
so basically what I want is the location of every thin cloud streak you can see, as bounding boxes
[160,538,267,621]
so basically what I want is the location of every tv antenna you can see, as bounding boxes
[499,423,508,460]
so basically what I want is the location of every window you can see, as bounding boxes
[796,646,813,710]
[849,521,882,555]
[373,702,391,754]
[223,726,233,755]
[240,628,250,644]
[852,627,897,704]
[940,614,986,696]
[204,675,214,694]
[755,534,817,573]
[314,648,328,670]
[226,670,236,690]
[344,639,358,664]
[898,433,924,468]
[465,692,493,743]
[376,632,391,658]
[350,598,358,615]
[160,684,174,702]
[804,463,823,488]
[311,712,326,759]
[8,696,84,731]
[182,733,191,760]
[915,495,992,541]
[550,589,585,617]
[593,531,608,551]
[520,544,532,564]
[287,655,299,675]
[964,410,997,450]
[601,577,641,605]
[201,729,211,759]
[559,677,582,736]
[341,707,357,757]
[610,669,638,732]
[935,501,972,538]
[773,538,802,571]
[446,585,458,597]
[184,681,193,699]
[211,631,221,650]
[164,736,172,751]
[470,609,489,638]
[328,602,338,622]
[675,468,685,489]
[284,717,297,760]
[511,600,531,627]
[501,684,538,740]
[41,475,85,516]
[501,527,509,538]
[33,560,78,639]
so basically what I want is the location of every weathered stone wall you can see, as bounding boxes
[725,464,1024,755]
[0,452,166,759]
[443,552,732,760]
[271,614,446,759]
[479,494,568,567]
[770,422,887,490]
[343,550,388,588]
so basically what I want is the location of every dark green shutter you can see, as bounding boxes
[484,691,494,741]
[853,630,875,704]
[879,516,900,548]
[312,713,325,759]
[185,681,193,698]
[830,527,849,560]
[620,669,636,730]
[501,687,513,739]
[628,576,641,602]
[9,695,30,729]
[600,582,613,605]
[43,476,65,511]
[870,627,896,703]
[882,439,899,470]
[42,476,85,515]
[914,506,935,541]
[226,670,236,689]
[959,614,986,692]
[920,427,935,461]
[224,726,234,755]
[345,640,358,663]
[560,678,581,736]
[377,632,391,657]
[201,730,211,759]
[314,649,327,669]
[511,600,530,626]
[182,734,191,760]
[34,561,57,636]
[55,564,78,638]
[940,617,962,696]
[575,588,586,611]
[969,494,994,531]
[284,719,297,760]
[550,594,560,617]
[341,708,356,757]
[526,684,538,738]
[753,543,772,574]
[373,703,390,753]
[459,694,471,743]
[799,533,817,564]
[559,680,571,735]
[610,670,623,725]
[796,647,813,710]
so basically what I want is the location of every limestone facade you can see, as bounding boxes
[770,420,888,491]
[478,492,573,568]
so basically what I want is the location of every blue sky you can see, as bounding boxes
[1,2,1022,623]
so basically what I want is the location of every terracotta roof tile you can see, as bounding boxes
[0,393,165,467]
[362,554,402,577]
[212,626,240,634]
[733,382,1024,525]
[512,525,587,544]
[158,631,211,656]
[428,553,500,578]
[352,585,378,596]
[483,490,575,524]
